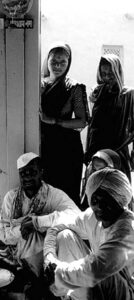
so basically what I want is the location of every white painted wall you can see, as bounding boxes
[41,0,134,96]
[0,0,40,204]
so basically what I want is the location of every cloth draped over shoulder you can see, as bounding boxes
[41,42,90,204]
[0,181,80,276]
[86,54,134,180]
[41,77,89,122]
[0,181,49,245]
[0,181,49,275]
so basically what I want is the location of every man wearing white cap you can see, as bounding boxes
[0,152,80,295]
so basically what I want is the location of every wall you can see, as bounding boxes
[41,0,134,95]
[0,0,40,203]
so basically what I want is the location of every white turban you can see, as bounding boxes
[86,167,132,208]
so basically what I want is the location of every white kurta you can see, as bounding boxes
[44,208,134,300]
[0,181,80,245]
[0,181,80,276]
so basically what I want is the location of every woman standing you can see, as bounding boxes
[40,42,89,206]
[85,54,134,182]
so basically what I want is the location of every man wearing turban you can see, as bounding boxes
[43,168,134,300]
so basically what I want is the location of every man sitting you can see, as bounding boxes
[44,168,134,300]
[0,152,80,297]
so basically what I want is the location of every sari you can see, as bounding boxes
[41,43,89,205]
[86,54,134,181]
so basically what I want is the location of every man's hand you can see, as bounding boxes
[20,216,35,240]
[44,253,58,285]
[44,262,57,285]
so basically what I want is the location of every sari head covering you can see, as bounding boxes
[92,149,121,170]
[86,167,132,208]
[41,41,72,79]
[96,53,124,93]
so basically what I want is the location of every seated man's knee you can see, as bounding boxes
[57,229,74,243]
[57,229,80,262]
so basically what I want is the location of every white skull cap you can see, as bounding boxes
[17,152,39,169]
